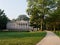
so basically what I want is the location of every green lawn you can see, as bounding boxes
[0,31,46,45]
[55,31,60,37]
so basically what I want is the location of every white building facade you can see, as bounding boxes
[6,20,33,31]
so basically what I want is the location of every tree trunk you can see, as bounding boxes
[53,26,55,31]
[46,24,48,30]
[41,19,43,31]
[37,28,38,31]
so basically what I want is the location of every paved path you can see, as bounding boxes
[36,31,60,45]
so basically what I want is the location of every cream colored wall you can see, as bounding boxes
[7,21,33,31]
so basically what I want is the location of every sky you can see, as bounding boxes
[0,0,27,20]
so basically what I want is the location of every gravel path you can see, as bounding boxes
[36,31,60,45]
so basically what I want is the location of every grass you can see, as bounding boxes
[0,31,46,45]
[54,31,60,37]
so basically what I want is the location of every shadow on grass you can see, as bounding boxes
[0,31,46,39]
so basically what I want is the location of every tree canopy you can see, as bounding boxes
[16,15,29,21]
[0,9,10,30]
[27,0,60,31]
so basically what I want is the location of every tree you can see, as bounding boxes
[27,0,57,31]
[16,15,29,21]
[45,0,60,31]
[0,9,10,30]
[29,8,40,30]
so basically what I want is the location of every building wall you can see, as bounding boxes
[6,20,33,31]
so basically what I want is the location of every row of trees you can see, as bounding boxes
[27,0,60,31]
[0,9,10,30]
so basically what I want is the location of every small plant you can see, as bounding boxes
[55,31,60,37]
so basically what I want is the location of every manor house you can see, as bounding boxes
[6,20,33,31]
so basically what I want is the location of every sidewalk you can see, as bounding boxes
[36,31,60,45]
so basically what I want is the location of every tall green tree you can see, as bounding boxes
[0,9,10,30]
[45,0,60,31]
[27,0,57,31]
[29,7,40,30]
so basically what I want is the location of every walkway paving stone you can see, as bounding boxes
[36,31,60,45]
